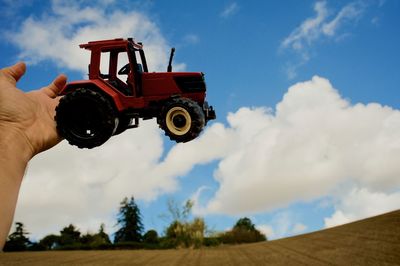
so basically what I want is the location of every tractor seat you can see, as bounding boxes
[107,79,132,96]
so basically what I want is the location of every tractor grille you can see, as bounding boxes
[174,76,206,92]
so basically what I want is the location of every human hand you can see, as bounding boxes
[0,62,67,159]
[0,62,67,249]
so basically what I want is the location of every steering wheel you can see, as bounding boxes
[118,63,130,75]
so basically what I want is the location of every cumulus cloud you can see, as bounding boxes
[257,212,307,240]
[15,121,175,238]
[324,187,400,228]
[183,76,400,217]
[257,224,274,240]
[9,0,399,239]
[10,0,189,239]
[7,0,184,73]
[14,73,400,239]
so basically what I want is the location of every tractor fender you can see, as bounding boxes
[59,79,124,111]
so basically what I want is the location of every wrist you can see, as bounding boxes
[0,124,33,167]
[0,124,31,251]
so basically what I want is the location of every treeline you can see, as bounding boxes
[4,197,266,251]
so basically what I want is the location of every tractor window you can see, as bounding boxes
[99,52,110,79]
[97,49,133,96]
[135,50,143,70]
[117,51,130,81]
[113,51,134,96]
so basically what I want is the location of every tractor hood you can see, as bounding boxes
[173,73,206,93]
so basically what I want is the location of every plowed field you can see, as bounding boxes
[1,210,399,265]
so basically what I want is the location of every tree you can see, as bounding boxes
[96,223,111,244]
[3,222,31,251]
[234,217,257,231]
[58,224,81,247]
[189,217,206,248]
[39,234,60,250]
[166,198,193,222]
[221,217,267,244]
[80,224,111,247]
[163,199,206,248]
[143,229,159,244]
[114,196,144,243]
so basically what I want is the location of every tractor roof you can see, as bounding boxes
[79,38,143,50]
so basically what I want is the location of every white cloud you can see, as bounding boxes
[182,34,200,45]
[324,187,400,228]
[282,1,365,51]
[257,224,274,239]
[283,56,310,80]
[7,0,184,73]
[14,73,400,239]
[220,3,239,18]
[10,0,190,239]
[292,223,307,234]
[257,212,307,240]
[281,1,329,51]
[181,76,400,217]
[280,1,366,78]
[322,2,365,36]
[8,1,399,239]
[15,120,177,239]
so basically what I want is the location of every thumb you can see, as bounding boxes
[41,74,67,98]
[0,62,26,85]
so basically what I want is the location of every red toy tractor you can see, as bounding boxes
[55,38,215,148]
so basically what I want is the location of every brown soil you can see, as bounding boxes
[1,210,399,265]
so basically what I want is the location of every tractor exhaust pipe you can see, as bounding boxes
[167,47,175,72]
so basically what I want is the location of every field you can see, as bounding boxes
[1,210,399,265]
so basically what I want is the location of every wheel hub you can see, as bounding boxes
[166,106,192,135]
[173,114,187,128]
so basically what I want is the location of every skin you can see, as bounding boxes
[0,62,67,250]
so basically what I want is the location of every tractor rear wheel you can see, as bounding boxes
[158,98,205,143]
[55,88,118,149]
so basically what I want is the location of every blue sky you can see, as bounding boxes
[1,0,400,240]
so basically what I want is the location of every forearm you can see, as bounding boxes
[0,126,32,250]
[0,63,66,250]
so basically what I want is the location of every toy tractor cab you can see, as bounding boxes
[55,38,216,148]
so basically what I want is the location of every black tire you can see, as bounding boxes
[158,98,205,143]
[55,88,118,149]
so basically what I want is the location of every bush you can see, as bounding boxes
[26,243,45,251]
[55,243,86,250]
[143,229,159,244]
[220,228,266,244]
[112,241,144,250]
[165,217,206,248]
[203,237,221,247]
[220,217,267,245]
[158,237,178,249]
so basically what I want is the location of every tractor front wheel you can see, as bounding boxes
[158,98,205,143]
[55,88,118,149]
